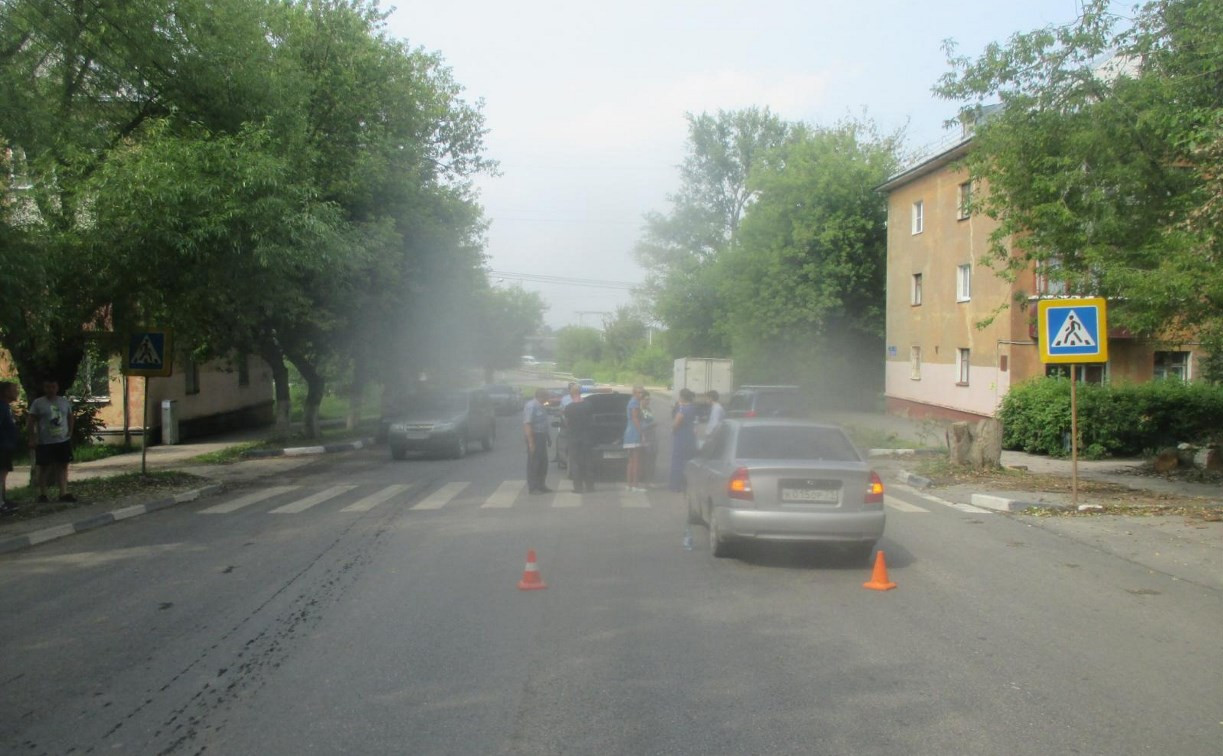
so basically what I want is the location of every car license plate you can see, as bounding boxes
[404,431,429,440]
[603,450,627,460]
[781,487,839,503]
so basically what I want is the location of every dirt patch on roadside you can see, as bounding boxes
[915,460,1223,522]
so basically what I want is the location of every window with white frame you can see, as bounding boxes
[910,346,921,380]
[956,348,970,385]
[957,181,973,220]
[911,273,923,306]
[1036,256,1067,296]
[1153,351,1190,380]
[956,264,972,302]
[911,200,924,234]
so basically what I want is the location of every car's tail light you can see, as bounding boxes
[728,467,754,501]
[864,471,884,506]
[745,410,757,418]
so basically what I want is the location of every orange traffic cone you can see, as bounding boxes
[517,549,548,591]
[862,550,897,591]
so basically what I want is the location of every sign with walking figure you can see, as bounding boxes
[126,331,174,377]
[1038,298,1108,364]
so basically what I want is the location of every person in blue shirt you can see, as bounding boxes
[522,388,552,494]
[670,388,698,492]
[622,385,645,492]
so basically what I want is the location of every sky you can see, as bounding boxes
[384,0,1094,330]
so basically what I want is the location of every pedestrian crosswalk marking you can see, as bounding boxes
[269,485,357,514]
[552,491,582,508]
[481,480,526,508]
[200,486,301,514]
[885,495,928,513]
[342,483,414,512]
[412,481,469,510]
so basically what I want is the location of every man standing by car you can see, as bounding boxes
[563,391,595,492]
[523,388,552,494]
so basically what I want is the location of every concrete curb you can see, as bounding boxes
[0,484,223,555]
[896,469,933,488]
[970,493,1062,513]
[243,438,376,459]
[868,448,916,458]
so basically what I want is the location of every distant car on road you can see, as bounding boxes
[483,384,523,415]
[521,355,539,367]
[684,419,884,561]
[386,387,496,460]
[542,387,566,415]
[725,385,809,419]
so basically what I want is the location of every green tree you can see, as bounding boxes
[474,286,547,383]
[554,327,603,371]
[635,107,792,355]
[935,0,1223,352]
[601,306,650,366]
[724,120,900,401]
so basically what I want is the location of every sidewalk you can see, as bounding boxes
[0,427,370,553]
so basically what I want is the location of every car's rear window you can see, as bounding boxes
[734,426,859,462]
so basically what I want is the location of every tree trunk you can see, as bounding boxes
[947,419,1002,468]
[259,343,292,435]
[286,352,324,440]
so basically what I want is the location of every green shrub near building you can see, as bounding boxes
[999,378,1223,458]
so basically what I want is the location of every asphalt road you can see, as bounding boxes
[1,408,1221,755]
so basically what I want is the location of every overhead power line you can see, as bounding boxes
[490,270,640,291]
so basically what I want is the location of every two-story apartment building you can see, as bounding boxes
[879,134,1204,421]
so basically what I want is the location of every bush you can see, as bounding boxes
[999,377,1223,457]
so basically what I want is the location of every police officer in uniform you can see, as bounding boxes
[523,388,552,493]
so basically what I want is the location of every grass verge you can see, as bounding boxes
[2,471,209,521]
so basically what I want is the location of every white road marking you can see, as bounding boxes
[342,484,413,512]
[200,486,300,514]
[412,481,469,510]
[481,480,526,508]
[885,494,928,513]
[269,485,357,514]
[552,491,582,508]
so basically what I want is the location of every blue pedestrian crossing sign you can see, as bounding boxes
[127,331,173,377]
[1038,298,1108,364]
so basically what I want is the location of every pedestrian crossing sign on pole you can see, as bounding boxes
[127,330,173,377]
[1037,298,1108,364]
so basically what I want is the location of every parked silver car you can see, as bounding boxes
[684,419,885,560]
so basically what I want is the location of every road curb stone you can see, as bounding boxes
[244,438,375,458]
[0,483,223,555]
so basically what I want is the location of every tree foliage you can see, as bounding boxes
[635,107,792,356]
[0,0,496,437]
[935,0,1223,351]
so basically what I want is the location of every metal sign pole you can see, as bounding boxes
[1070,365,1078,509]
[141,376,149,476]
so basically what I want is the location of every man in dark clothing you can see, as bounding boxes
[563,394,595,492]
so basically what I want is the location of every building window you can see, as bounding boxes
[957,348,970,385]
[1036,257,1067,296]
[911,273,923,306]
[910,346,921,380]
[73,348,111,401]
[957,181,973,220]
[1046,364,1107,384]
[956,264,972,302]
[911,200,924,234]
[1153,351,1190,380]
[185,356,201,395]
[237,354,250,387]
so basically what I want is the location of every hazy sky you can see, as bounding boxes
[385,1,1094,329]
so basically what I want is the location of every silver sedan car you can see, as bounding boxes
[684,419,885,560]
